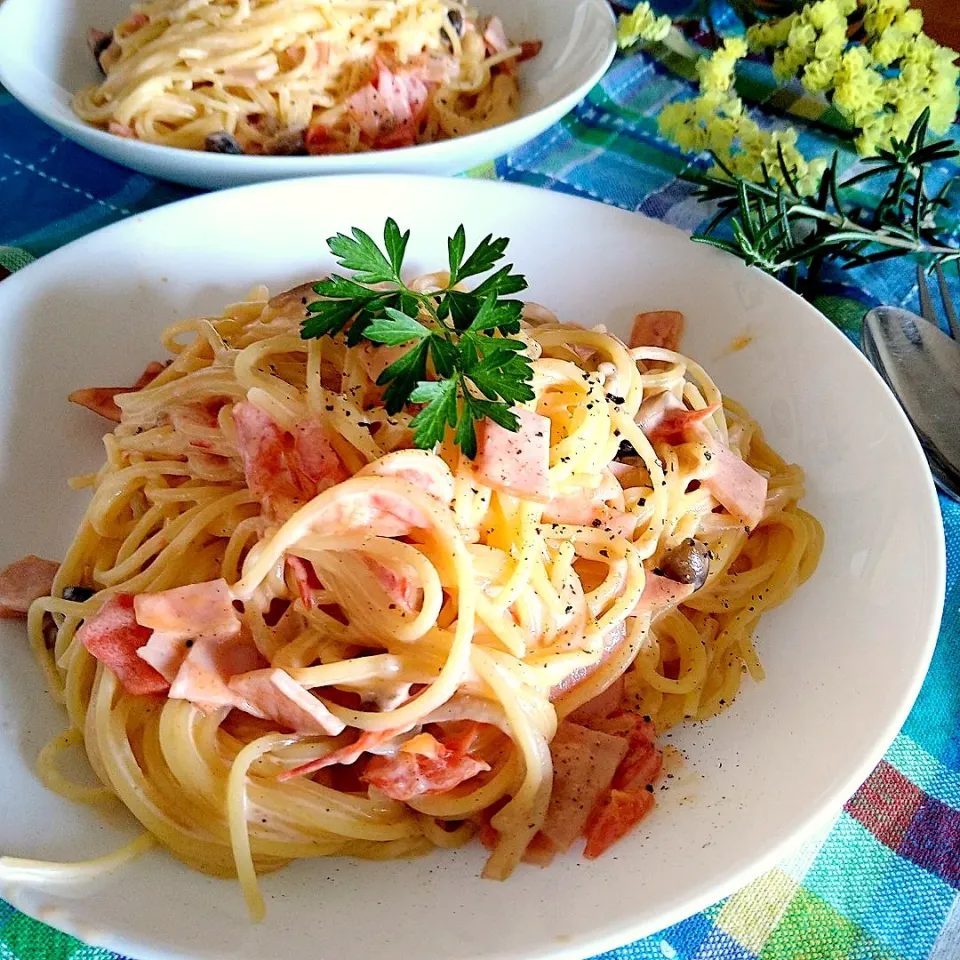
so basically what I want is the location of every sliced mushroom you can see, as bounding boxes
[659,538,710,590]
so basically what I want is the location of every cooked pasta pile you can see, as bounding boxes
[1,277,821,920]
[74,0,535,154]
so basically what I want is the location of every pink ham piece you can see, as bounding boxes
[362,733,490,801]
[539,721,628,852]
[358,450,454,506]
[134,579,241,681]
[550,621,627,699]
[68,361,165,422]
[629,311,684,351]
[348,62,429,150]
[631,571,696,616]
[233,402,347,517]
[134,579,239,637]
[287,555,322,607]
[167,631,265,711]
[364,557,417,611]
[473,407,551,503]
[294,420,350,490]
[78,594,168,696]
[482,15,511,54]
[0,555,59,618]
[702,440,767,529]
[316,487,433,539]
[228,668,345,735]
[108,121,135,139]
[645,402,721,446]
[566,676,625,726]
[278,727,405,782]
[583,788,655,859]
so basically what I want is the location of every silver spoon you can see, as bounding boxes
[861,263,960,501]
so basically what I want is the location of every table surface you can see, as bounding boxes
[1,4,960,960]
[916,0,960,51]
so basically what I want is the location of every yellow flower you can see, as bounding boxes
[870,26,907,66]
[899,8,924,36]
[697,37,748,93]
[814,19,848,59]
[801,56,839,92]
[616,2,672,48]
[863,0,910,37]
[747,16,795,50]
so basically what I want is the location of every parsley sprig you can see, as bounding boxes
[300,219,534,457]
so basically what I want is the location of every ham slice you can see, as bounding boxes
[629,311,684,351]
[473,407,551,503]
[364,556,417,611]
[358,450,454,507]
[233,402,347,517]
[167,630,265,711]
[362,732,489,801]
[228,668,345,735]
[288,555,322,607]
[583,788,654,859]
[566,676,624,726]
[293,420,350,490]
[482,15,511,54]
[0,555,59,618]
[278,727,405,782]
[134,579,241,681]
[78,594,168,696]
[68,361,165,422]
[645,402,721,446]
[539,722,627,852]
[134,579,239,637]
[702,440,767,529]
[348,62,429,150]
[631,571,696,616]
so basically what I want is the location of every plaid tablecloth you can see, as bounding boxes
[2,4,960,958]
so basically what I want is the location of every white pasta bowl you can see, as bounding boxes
[0,175,945,960]
[0,0,615,189]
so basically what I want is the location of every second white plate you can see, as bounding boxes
[0,0,615,189]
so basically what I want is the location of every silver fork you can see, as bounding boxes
[862,262,960,501]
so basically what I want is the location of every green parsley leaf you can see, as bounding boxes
[379,339,430,415]
[472,264,528,300]
[455,398,479,459]
[327,226,399,285]
[365,307,432,347]
[302,220,538,458]
[456,233,509,283]
[300,299,362,339]
[383,218,410,277]
[467,295,524,333]
[466,349,535,403]
[312,276,380,302]
[409,378,458,449]
[447,225,466,284]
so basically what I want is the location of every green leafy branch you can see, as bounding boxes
[687,108,960,291]
[300,219,534,457]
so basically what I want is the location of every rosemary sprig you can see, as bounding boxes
[300,220,534,458]
[687,108,960,292]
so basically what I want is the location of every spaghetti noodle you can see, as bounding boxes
[4,275,822,919]
[74,0,536,154]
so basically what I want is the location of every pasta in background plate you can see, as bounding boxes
[75,0,538,155]
[0,241,822,921]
